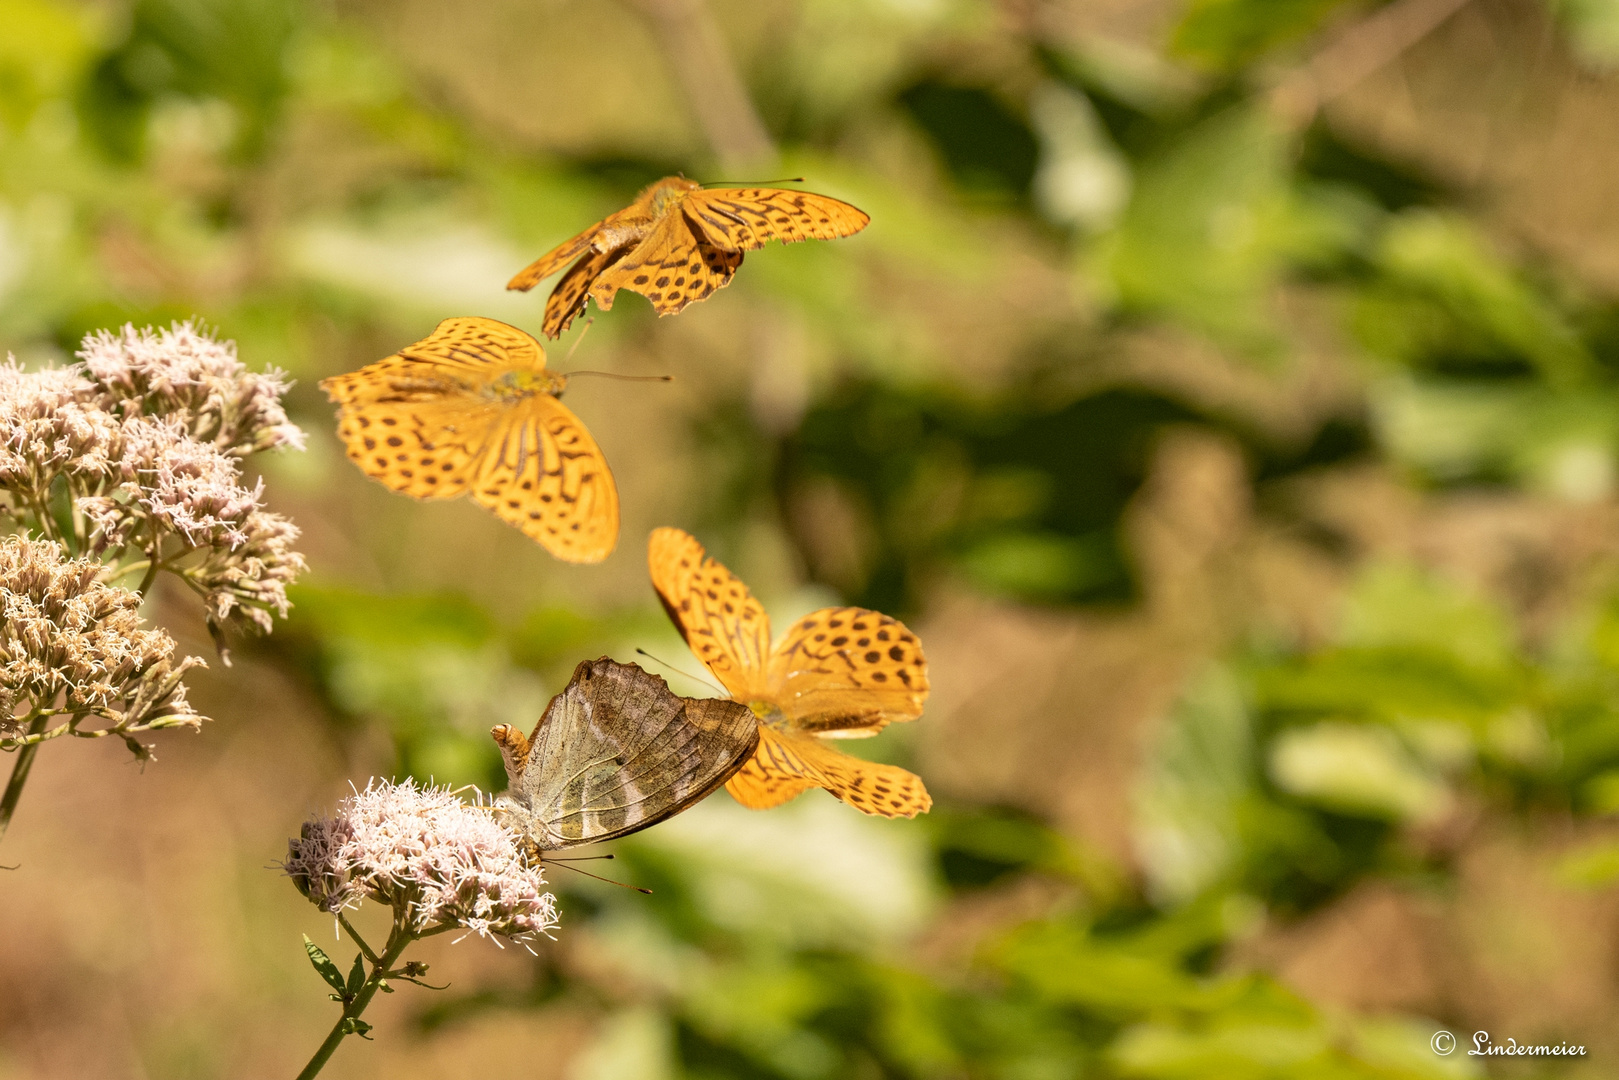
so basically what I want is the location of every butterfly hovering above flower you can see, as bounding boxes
[321,316,618,563]
[507,177,871,338]
[491,657,759,851]
[648,528,931,819]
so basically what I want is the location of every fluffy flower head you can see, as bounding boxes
[284,779,557,942]
[78,321,305,455]
[0,534,203,736]
[0,358,120,490]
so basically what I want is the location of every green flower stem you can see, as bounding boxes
[0,711,48,847]
[294,918,455,1080]
[294,922,413,1080]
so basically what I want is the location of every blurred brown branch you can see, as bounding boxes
[627,0,777,172]
[1273,0,1476,127]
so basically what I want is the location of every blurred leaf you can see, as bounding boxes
[1104,105,1293,352]
[1136,663,1253,903]
[1555,836,1619,888]
[1173,0,1357,71]
[81,0,301,162]
[570,1007,675,1080]
[899,81,1038,201]
[1338,563,1515,670]
[992,918,1233,1015]
[1581,768,1619,814]
[0,0,93,130]
[1269,722,1451,823]
[1366,211,1594,385]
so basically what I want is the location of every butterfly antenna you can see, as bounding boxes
[636,647,725,694]
[563,317,595,364]
[565,371,674,383]
[546,853,616,862]
[547,859,652,894]
[701,176,806,187]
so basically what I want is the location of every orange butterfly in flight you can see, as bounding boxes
[648,527,931,819]
[321,316,618,563]
[508,177,871,338]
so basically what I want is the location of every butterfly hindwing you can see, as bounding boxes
[470,396,618,563]
[648,526,772,700]
[334,392,497,501]
[589,212,741,317]
[499,658,758,849]
[767,607,929,735]
[683,188,871,252]
[726,725,931,819]
[543,246,630,338]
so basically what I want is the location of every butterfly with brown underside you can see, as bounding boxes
[320,316,619,563]
[647,527,931,819]
[507,177,871,338]
[491,657,758,851]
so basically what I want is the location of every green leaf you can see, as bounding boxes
[345,952,366,997]
[339,1017,374,1040]
[302,935,347,995]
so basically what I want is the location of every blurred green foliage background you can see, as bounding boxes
[7,0,1619,1076]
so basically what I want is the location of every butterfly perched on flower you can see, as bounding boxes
[648,528,931,819]
[507,177,871,338]
[321,316,618,563]
[491,657,758,850]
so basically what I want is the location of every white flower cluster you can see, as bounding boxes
[284,779,559,943]
[0,322,307,633]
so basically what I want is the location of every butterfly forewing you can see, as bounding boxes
[507,224,605,292]
[399,315,548,374]
[504,658,758,848]
[767,607,929,734]
[683,189,870,252]
[648,527,773,700]
[726,725,931,819]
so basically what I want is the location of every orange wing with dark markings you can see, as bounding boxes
[321,317,619,563]
[506,177,868,338]
[726,725,931,819]
[682,188,870,252]
[647,527,931,817]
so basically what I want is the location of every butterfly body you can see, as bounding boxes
[322,317,617,563]
[648,528,932,818]
[492,657,758,850]
[509,176,871,337]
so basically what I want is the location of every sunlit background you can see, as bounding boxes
[7,0,1619,1075]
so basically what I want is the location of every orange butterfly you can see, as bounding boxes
[321,316,618,563]
[508,177,871,338]
[648,527,931,819]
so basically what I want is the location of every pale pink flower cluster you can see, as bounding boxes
[0,322,307,634]
[0,534,203,747]
[284,779,558,942]
[0,361,119,489]
[77,321,305,455]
